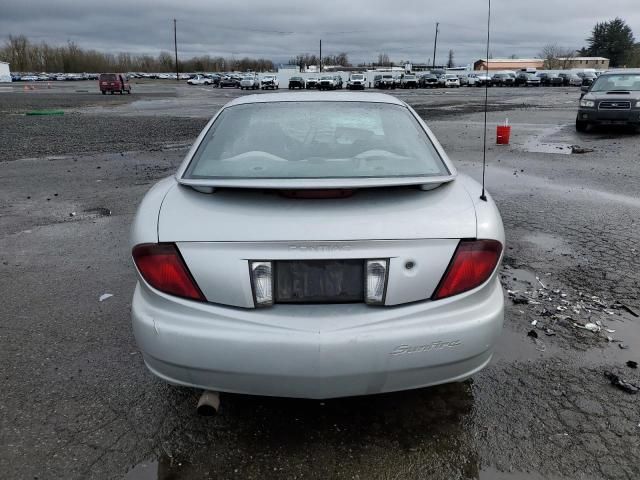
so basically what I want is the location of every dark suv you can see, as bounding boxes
[576,70,640,132]
[373,74,395,89]
[419,74,439,88]
[491,73,515,87]
[515,72,541,87]
[537,72,563,87]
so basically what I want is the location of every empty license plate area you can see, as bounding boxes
[275,260,364,303]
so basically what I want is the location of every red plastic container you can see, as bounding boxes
[496,125,511,145]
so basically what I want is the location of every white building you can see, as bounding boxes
[0,62,11,83]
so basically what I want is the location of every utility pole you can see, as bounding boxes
[174,19,179,81]
[432,22,439,69]
[319,39,322,73]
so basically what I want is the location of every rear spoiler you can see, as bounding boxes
[177,175,455,193]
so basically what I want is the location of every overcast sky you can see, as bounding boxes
[2,1,639,65]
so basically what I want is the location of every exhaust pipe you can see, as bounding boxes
[197,390,220,416]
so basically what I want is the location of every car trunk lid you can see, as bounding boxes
[158,180,476,242]
[158,180,477,308]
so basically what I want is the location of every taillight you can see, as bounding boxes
[432,240,502,300]
[132,243,204,301]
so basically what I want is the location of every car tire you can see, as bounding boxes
[101,91,106,95]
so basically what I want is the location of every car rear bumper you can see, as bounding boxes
[132,276,504,398]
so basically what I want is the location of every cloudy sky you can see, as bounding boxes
[2,0,639,65]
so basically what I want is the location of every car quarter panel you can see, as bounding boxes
[458,174,506,244]
[130,176,178,246]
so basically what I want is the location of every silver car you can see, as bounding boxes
[239,75,259,90]
[130,92,505,399]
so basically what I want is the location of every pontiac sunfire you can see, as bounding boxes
[130,92,505,399]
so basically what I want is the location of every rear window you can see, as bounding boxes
[100,74,117,81]
[185,102,449,180]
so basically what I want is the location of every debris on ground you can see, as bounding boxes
[508,290,530,305]
[612,303,639,318]
[527,329,538,339]
[627,361,638,369]
[573,322,602,333]
[501,265,637,348]
[571,145,594,154]
[619,344,630,350]
[99,293,113,302]
[85,207,112,217]
[604,371,639,394]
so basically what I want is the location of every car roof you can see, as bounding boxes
[224,92,406,107]
[602,69,640,75]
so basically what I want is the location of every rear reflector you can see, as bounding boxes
[250,261,274,307]
[132,243,205,301]
[432,240,502,300]
[366,259,389,305]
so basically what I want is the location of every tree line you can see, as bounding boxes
[0,35,274,73]
[540,18,639,69]
[288,52,351,70]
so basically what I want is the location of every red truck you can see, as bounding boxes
[99,73,131,95]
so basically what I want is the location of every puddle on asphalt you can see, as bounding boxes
[488,165,640,208]
[125,461,157,480]
[521,232,573,256]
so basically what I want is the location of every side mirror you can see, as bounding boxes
[580,85,589,93]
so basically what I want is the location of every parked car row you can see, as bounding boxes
[12,73,99,81]
[362,70,601,89]
[288,74,365,90]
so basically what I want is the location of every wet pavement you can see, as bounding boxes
[1,82,639,479]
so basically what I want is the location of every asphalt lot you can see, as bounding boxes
[1,81,639,480]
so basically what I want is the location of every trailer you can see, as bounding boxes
[0,62,11,83]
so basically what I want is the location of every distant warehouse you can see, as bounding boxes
[474,59,544,71]
[555,57,609,69]
[0,61,11,83]
[474,57,610,71]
